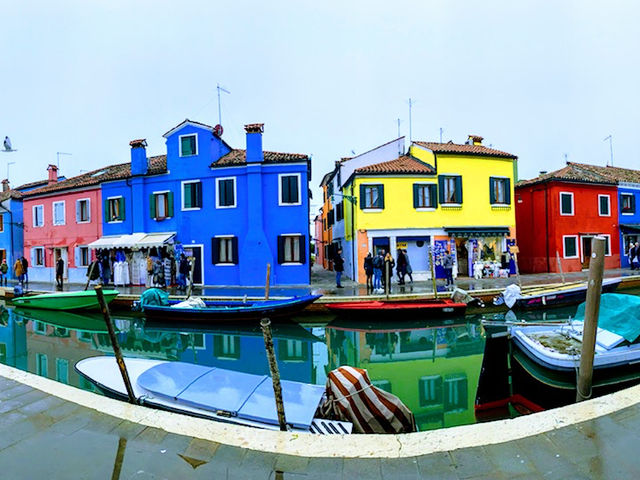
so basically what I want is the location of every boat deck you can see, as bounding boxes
[2,363,640,478]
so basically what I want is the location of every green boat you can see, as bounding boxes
[10,290,119,311]
[11,307,112,333]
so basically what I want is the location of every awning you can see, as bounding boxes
[620,224,640,233]
[88,232,175,250]
[444,227,510,238]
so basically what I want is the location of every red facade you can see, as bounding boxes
[516,181,619,273]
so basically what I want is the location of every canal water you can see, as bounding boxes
[1,290,638,433]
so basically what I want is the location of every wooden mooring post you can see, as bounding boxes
[260,318,287,431]
[556,250,566,284]
[576,236,606,402]
[84,261,97,291]
[429,245,438,299]
[95,285,137,404]
[185,256,196,299]
[265,263,271,300]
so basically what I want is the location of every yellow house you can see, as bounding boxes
[340,135,517,282]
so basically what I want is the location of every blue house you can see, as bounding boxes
[619,183,640,267]
[96,119,311,286]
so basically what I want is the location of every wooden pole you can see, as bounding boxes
[110,437,127,480]
[260,318,287,431]
[556,250,566,284]
[429,245,438,299]
[185,256,196,299]
[384,260,390,298]
[84,261,96,291]
[265,263,271,300]
[95,285,136,404]
[576,236,606,402]
[513,252,522,288]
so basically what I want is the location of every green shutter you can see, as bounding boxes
[104,199,110,221]
[438,177,445,203]
[505,178,511,204]
[430,184,438,208]
[196,182,203,208]
[455,176,463,204]
[118,197,125,220]
[231,237,239,264]
[150,194,156,219]
[413,184,419,208]
[489,177,496,204]
[359,184,366,209]
[298,235,306,263]
[184,183,192,208]
[167,191,174,217]
[277,236,285,264]
[291,176,299,203]
[282,176,290,203]
[211,238,219,264]
[378,185,384,209]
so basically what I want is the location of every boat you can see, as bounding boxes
[75,356,353,434]
[509,293,640,404]
[9,289,120,311]
[325,297,467,317]
[10,307,111,334]
[137,291,322,321]
[493,277,621,310]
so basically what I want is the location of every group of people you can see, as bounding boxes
[10,256,29,288]
[629,241,640,270]
[362,249,413,294]
[145,252,192,291]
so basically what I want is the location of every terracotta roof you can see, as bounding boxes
[211,149,309,168]
[15,179,50,191]
[516,162,617,188]
[354,155,436,175]
[568,162,640,184]
[413,140,517,159]
[320,169,337,187]
[23,155,167,197]
[0,190,22,202]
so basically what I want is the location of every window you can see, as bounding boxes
[33,321,47,334]
[413,184,437,209]
[489,177,511,205]
[56,358,69,384]
[444,374,468,412]
[76,199,90,223]
[621,193,636,214]
[213,334,240,359]
[277,339,308,361]
[150,192,173,220]
[278,234,305,264]
[279,174,301,205]
[216,177,236,208]
[327,209,335,227]
[53,201,65,226]
[419,375,443,407]
[76,246,90,267]
[33,205,44,227]
[36,353,48,377]
[0,215,3,232]
[359,184,384,209]
[335,202,344,221]
[32,247,45,267]
[598,195,610,216]
[179,133,197,156]
[0,343,5,364]
[438,175,463,204]
[372,380,392,394]
[182,181,202,210]
[560,192,574,215]
[211,236,238,264]
[106,197,125,222]
[563,236,578,258]
[603,235,611,256]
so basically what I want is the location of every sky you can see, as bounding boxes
[2,1,639,212]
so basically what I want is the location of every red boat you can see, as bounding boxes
[325,298,467,317]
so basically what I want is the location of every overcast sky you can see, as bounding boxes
[3,1,638,209]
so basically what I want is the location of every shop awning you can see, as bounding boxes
[444,227,510,237]
[88,232,175,250]
[621,224,640,233]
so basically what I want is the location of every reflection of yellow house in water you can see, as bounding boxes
[327,322,485,431]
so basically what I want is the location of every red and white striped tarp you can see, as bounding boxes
[321,366,416,434]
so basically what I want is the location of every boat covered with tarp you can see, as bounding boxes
[10,289,120,311]
[325,298,467,317]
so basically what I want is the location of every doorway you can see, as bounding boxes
[183,245,203,285]
[580,236,593,270]
[53,247,68,279]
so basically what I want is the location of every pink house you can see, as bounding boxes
[22,165,102,284]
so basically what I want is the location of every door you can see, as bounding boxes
[53,247,68,279]
[183,245,203,285]
[581,236,592,270]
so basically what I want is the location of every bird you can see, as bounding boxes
[3,136,12,151]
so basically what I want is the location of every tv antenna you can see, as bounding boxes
[439,127,443,143]
[407,98,415,142]
[603,135,613,166]
[7,161,15,180]
[217,83,231,127]
[56,151,72,168]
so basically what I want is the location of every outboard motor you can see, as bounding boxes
[13,285,24,297]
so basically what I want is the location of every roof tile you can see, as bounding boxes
[354,155,436,175]
[211,149,309,168]
[516,162,618,188]
[413,140,517,159]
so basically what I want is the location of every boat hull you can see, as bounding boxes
[511,278,620,310]
[10,290,119,310]
[325,298,467,318]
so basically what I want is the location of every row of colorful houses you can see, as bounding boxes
[316,136,640,282]
[0,120,312,287]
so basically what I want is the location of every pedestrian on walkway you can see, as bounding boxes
[333,249,345,288]
[20,256,28,288]
[0,259,7,286]
[14,257,24,287]
[404,250,413,284]
[443,249,455,287]
[55,255,65,290]
[630,242,639,270]
[163,254,172,288]
[384,251,395,293]
[178,254,189,291]
[363,252,374,292]
[372,250,383,292]
[396,249,407,285]
[100,253,111,285]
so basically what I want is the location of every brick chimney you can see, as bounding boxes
[467,135,484,145]
[130,139,148,175]
[1,179,9,192]
[47,164,58,185]
[245,123,264,163]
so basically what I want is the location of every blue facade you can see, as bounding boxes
[619,185,640,268]
[101,120,311,286]
[0,193,25,277]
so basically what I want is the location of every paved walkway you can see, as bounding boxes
[2,366,640,479]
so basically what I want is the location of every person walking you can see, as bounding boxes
[20,256,29,288]
[55,255,65,290]
[384,251,395,293]
[396,249,407,285]
[333,249,345,288]
[163,254,172,288]
[100,253,111,285]
[404,249,413,283]
[630,242,639,270]
[178,254,189,291]
[0,259,7,286]
[443,249,455,288]
[14,257,24,287]
[372,250,383,293]
[363,252,374,292]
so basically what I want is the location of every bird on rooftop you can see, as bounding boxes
[3,136,12,151]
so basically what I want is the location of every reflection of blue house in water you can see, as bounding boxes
[0,310,31,371]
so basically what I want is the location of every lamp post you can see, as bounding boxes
[331,193,358,283]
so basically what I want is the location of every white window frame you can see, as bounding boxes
[278,173,302,206]
[181,180,202,211]
[559,192,574,216]
[579,234,612,262]
[214,234,236,265]
[215,177,237,209]
[32,246,45,267]
[621,193,635,215]
[107,196,124,224]
[33,204,44,227]
[179,133,198,157]
[153,190,171,220]
[601,234,612,257]
[281,233,304,265]
[598,194,611,217]
[52,201,66,226]
[76,198,91,223]
[77,245,90,267]
[562,235,579,259]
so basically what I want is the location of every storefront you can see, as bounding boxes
[444,227,513,278]
[621,224,640,268]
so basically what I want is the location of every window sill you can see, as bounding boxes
[621,212,636,215]
[441,204,462,209]
[182,207,202,212]
[415,207,436,212]
[53,223,66,227]
[215,205,237,209]
[108,220,124,224]
[279,202,302,207]
[179,153,197,158]
[281,262,304,266]
[491,204,511,209]
[559,213,574,216]
[214,263,237,266]
[563,256,579,260]
[153,217,173,221]
[361,208,383,213]
[76,220,91,224]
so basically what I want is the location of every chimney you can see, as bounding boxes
[47,164,58,185]
[1,179,9,192]
[467,135,483,145]
[130,139,148,175]
[245,123,264,163]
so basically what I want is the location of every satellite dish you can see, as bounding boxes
[213,124,224,138]
[2,136,17,152]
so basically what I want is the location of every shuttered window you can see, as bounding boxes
[150,192,173,220]
[179,134,197,156]
[277,235,305,264]
[106,197,125,222]
[489,177,511,205]
[33,205,44,227]
[621,193,636,214]
[211,236,238,264]
[280,174,301,205]
[413,184,437,208]
[183,181,203,209]
[359,184,384,209]
[53,201,65,226]
[76,199,90,223]
[438,176,463,204]
[216,178,236,208]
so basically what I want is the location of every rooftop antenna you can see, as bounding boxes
[397,118,401,138]
[439,127,443,143]
[564,153,568,164]
[56,151,72,169]
[7,161,15,180]
[217,83,231,127]
[603,135,613,166]
[407,98,415,143]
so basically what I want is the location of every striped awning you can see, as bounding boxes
[88,232,175,250]
[444,226,510,237]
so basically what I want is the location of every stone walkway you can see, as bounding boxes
[2,373,640,479]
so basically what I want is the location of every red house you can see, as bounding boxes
[515,162,620,273]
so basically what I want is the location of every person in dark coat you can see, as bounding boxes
[372,250,383,292]
[443,249,455,287]
[404,249,413,283]
[396,249,407,285]
[333,249,345,288]
[55,256,65,289]
[383,251,395,293]
[20,256,28,288]
[363,252,374,292]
